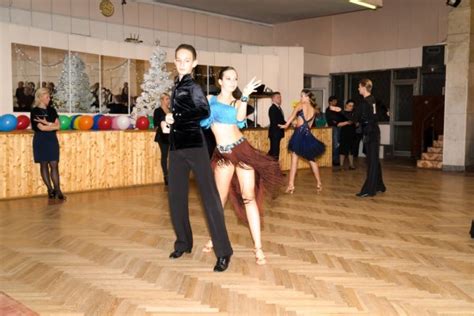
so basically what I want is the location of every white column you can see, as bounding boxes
[443,0,474,170]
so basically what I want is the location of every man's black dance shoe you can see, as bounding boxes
[169,249,191,259]
[213,255,231,272]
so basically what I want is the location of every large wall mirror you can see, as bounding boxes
[11,43,237,115]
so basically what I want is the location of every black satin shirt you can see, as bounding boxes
[353,95,380,143]
[169,74,210,150]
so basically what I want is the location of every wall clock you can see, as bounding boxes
[100,0,115,17]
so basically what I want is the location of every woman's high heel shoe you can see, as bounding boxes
[202,240,213,253]
[55,190,67,200]
[47,189,56,199]
[316,183,322,192]
[285,186,295,194]
[255,248,266,265]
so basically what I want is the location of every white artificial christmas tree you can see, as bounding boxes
[131,45,173,124]
[53,53,96,113]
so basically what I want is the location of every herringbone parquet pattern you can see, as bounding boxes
[1,161,473,315]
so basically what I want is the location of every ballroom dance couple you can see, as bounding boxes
[165,43,283,272]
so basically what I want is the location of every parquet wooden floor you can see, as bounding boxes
[1,160,473,315]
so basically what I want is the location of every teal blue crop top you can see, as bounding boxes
[200,95,247,129]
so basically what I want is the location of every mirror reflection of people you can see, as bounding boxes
[23,84,35,110]
[30,88,66,200]
[107,95,128,114]
[121,82,129,104]
[90,82,100,108]
[153,93,171,186]
[15,81,25,110]
[200,66,284,265]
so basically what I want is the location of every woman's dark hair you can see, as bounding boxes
[175,44,197,60]
[218,66,237,80]
[302,89,317,107]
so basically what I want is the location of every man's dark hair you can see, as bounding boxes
[328,96,337,103]
[272,91,281,97]
[175,44,197,60]
[345,99,355,104]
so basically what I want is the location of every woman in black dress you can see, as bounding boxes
[339,100,356,170]
[30,88,65,200]
[153,93,171,185]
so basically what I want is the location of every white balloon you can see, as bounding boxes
[116,115,130,130]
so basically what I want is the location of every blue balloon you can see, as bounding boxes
[0,114,18,132]
[92,114,103,130]
[70,115,80,129]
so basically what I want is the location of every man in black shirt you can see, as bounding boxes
[267,92,286,159]
[165,44,233,272]
[353,79,386,197]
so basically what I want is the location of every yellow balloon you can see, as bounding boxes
[73,116,81,129]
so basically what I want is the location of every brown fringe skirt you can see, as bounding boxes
[211,138,284,223]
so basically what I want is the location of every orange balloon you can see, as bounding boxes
[78,115,93,130]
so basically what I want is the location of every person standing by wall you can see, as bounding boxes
[339,100,356,170]
[30,88,65,200]
[267,92,286,160]
[325,96,345,167]
[153,92,171,186]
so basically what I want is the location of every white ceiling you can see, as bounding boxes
[144,0,368,24]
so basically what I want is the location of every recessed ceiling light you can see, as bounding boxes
[349,0,378,10]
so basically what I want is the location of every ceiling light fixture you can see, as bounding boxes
[349,0,378,10]
[446,0,461,7]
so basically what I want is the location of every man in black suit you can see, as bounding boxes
[267,92,286,159]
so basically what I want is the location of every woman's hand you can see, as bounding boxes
[329,105,341,112]
[278,123,288,129]
[242,77,262,99]
[34,117,49,125]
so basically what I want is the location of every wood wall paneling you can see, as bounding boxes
[0,128,331,199]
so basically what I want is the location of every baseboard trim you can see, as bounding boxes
[442,165,466,172]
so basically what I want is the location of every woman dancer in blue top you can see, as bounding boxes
[279,89,325,194]
[201,66,284,265]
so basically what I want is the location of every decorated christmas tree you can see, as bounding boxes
[53,53,96,113]
[131,45,173,124]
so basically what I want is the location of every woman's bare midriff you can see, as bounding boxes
[211,123,244,146]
